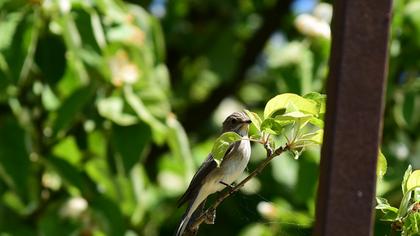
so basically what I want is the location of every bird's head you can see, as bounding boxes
[222,111,252,136]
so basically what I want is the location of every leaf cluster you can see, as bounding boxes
[376,166,420,235]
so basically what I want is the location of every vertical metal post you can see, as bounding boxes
[313,0,393,235]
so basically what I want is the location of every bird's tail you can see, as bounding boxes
[175,199,206,236]
[175,214,191,236]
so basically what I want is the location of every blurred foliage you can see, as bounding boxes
[0,0,419,235]
[376,166,420,235]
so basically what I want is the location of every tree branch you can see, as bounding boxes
[185,143,290,234]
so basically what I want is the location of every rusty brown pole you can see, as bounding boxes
[313,0,393,235]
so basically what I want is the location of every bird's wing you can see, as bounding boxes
[177,144,237,207]
[177,153,216,207]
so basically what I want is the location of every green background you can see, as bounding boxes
[0,0,419,235]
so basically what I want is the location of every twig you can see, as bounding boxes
[186,143,290,232]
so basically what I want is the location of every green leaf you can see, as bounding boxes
[264,93,318,119]
[260,118,292,135]
[0,117,29,201]
[0,12,23,51]
[112,122,151,173]
[97,96,138,126]
[304,129,323,144]
[304,92,326,115]
[166,115,194,178]
[52,86,93,137]
[124,85,167,144]
[244,109,262,131]
[403,165,413,195]
[150,17,166,63]
[35,34,66,85]
[280,111,313,119]
[52,136,82,165]
[403,211,420,235]
[376,197,397,212]
[381,211,399,222]
[90,195,125,236]
[4,9,40,82]
[376,197,399,221]
[407,170,420,191]
[41,85,61,111]
[398,187,413,219]
[45,155,85,193]
[308,117,324,128]
[377,151,387,180]
[59,9,89,84]
[211,132,242,166]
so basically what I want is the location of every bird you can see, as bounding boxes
[175,111,252,236]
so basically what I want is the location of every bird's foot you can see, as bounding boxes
[204,208,216,225]
[219,181,235,190]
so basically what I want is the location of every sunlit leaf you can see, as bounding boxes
[308,117,324,128]
[376,197,398,221]
[280,111,313,119]
[403,165,413,195]
[402,211,420,235]
[304,92,326,115]
[377,150,387,180]
[304,129,323,144]
[260,118,292,135]
[211,131,242,166]
[52,136,82,165]
[250,133,262,140]
[244,109,262,131]
[0,12,23,51]
[407,170,420,191]
[376,197,396,211]
[398,186,413,219]
[97,96,138,126]
[41,85,61,111]
[264,93,318,119]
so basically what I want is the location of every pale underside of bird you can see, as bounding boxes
[175,111,252,236]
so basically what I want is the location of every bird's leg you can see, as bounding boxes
[219,181,235,190]
[203,208,216,225]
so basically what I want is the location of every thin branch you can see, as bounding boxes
[186,143,290,233]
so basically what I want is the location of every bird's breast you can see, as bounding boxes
[218,139,251,184]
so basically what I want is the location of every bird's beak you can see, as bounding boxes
[243,119,252,124]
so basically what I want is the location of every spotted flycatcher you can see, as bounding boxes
[175,111,252,236]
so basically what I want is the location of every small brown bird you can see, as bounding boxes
[175,111,252,236]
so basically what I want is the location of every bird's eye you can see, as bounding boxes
[231,119,238,124]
